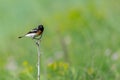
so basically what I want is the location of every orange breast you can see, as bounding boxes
[36,30,42,36]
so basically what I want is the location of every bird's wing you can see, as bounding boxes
[27,27,38,34]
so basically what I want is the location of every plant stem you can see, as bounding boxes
[36,40,40,80]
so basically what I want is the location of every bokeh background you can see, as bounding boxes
[0,0,120,80]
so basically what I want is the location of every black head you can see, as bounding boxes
[38,25,44,31]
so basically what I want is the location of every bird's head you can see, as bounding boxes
[38,25,44,31]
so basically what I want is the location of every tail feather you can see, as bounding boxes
[18,36,24,38]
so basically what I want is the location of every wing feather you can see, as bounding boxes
[27,27,38,34]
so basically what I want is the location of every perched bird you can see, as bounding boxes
[18,25,44,40]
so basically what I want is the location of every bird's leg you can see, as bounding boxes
[32,37,40,46]
[36,40,39,46]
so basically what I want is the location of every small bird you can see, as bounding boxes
[18,25,44,40]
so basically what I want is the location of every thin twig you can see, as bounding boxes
[36,40,41,80]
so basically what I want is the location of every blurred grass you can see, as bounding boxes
[0,0,120,80]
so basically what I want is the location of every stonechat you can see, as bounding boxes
[18,25,44,40]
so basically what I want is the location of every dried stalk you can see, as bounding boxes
[36,40,41,80]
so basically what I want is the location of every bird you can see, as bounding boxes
[18,25,44,40]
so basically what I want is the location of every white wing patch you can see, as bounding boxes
[25,33,36,38]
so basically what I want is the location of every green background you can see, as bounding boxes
[0,0,120,80]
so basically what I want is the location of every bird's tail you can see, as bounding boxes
[18,35,24,38]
